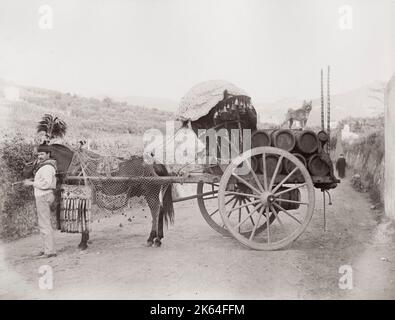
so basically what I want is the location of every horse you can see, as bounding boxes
[23,144,174,250]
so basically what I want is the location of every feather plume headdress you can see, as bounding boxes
[37,114,67,143]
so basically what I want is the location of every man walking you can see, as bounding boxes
[24,144,57,258]
[336,153,347,179]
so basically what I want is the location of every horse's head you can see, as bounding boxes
[303,100,313,113]
[49,144,75,175]
[22,144,75,178]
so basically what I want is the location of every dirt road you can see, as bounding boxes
[1,178,395,299]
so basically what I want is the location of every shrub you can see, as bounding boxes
[345,128,384,207]
[0,133,37,240]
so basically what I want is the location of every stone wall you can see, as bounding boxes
[345,134,385,206]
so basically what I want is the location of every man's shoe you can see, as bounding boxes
[44,253,57,258]
[35,251,45,257]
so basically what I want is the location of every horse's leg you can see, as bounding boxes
[157,207,164,240]
[289,118,293,129]
[156,185,166,241]
[146,191,161,247]
[78,230,89,250]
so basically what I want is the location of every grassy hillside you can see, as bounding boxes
[0,82,175,156]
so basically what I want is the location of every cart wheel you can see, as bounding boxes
[197,182,275,237]
[218,147,315,250]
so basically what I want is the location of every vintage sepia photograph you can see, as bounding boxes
[0,0,394,302]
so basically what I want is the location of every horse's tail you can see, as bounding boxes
[154,163,174,228]
[161,183,174,227]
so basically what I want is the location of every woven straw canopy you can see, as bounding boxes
[176,80,249,122]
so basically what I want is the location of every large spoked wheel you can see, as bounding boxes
[197,182,275,237]
[197,182,229,236]
[218,147,315,250]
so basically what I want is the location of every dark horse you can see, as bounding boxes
[23,144,174,250]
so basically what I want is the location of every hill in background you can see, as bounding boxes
[0,80,175,155]
[255,81,385,127]
[0,79,386,148]
[96,94,178,113]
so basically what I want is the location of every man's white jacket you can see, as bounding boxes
[33,160,57,197]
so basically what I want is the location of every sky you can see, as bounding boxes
[0,0,393,103]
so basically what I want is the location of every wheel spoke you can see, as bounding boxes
[249,206,265,241]
[242,198,255,226]
[238,199,242,233]
[209,208,219,217]
[231,173,261,195]
[273,202,302,225]
[227,197,239,217]
[261,153,268,190]
[268,155,284,192]
[274,183,307,197]
[271,167,300,194]
[269,204,285,230]
[265,206,271,243]
[245,158,264,192]
[225,191,261,199]
[203,196,219,201]
[243,197,264,225]
[275,198,309,205]
[233,202,263,230]
[228,199,261,214]
[209,195,235,217]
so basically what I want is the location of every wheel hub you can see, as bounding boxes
[260,191,274,206]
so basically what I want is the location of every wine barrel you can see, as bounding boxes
[251,130,271,148]
[307,154,330,176]
[251,156,259,173]
[271,129,296,152]
[284,153,307,174]
[257,154,283,177]
[317,130,329,144]
[295,130,319,154]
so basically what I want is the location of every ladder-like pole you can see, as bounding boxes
[321,68,325,130]
[327,65,331,152]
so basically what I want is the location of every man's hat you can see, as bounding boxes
[37,143,51,153]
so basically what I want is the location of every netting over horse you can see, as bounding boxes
[24,144,174,249]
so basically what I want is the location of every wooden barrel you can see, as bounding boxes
[296,130,319,154]
[251,156,259,173]
[60,184,92,233]
[284,153,307,174]
[307,154,330,176]
[317,130,329,145]
[251,130,271,148]
[271,129,296,152]
[257,154,283,177]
